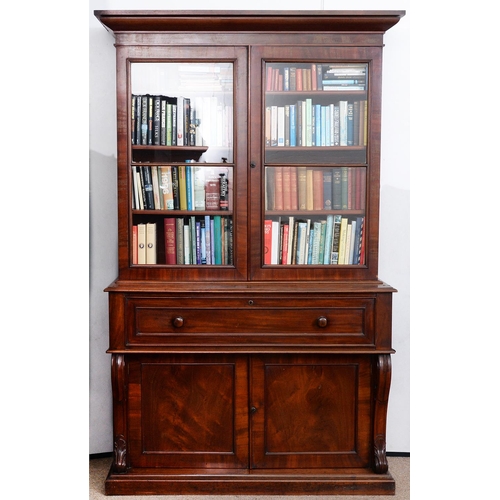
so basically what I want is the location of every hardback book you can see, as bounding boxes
[271,220,280,265]
[176,96,185,146]
[147,95,153,145]
[146,222,157,264]
[141,166,155,210]
[164,218,177,264]
[347,103,354,146]
[171,166,180,210]
[338,100,348,146]
[338,217,348,265]
[183,223,191,264]
[277,106,285,147]
[306,169,314,211]
[281,222,289,265]
[274,167,284,211]
[178,165,188,210]
[159,166,174,210]
[264,219,272,265]
[132,166,142,210]
[176,218,184,264]
[131,95,136,145]
[137,223,146,264]
[204,215,212,265]
[153,95,162,145]
[151,166,161,209]
[282,166,291,211]
[323,214,334,264]
[205,176,220,211]
[193,167,206,210]
[330,214,342,264]
[186,166,193,210]
[323,169,333,209]
[132,225,138,264]
[213,215,222,265]
[312,170,323,210]
[297,167,307,210]
[140,95,148,145]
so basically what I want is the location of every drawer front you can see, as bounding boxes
[125,297,376,347]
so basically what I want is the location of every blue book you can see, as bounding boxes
[314,104,321,146]
[347,103,354,146]
[323,215,334,264]
[213,215,222,265]
[185,165,193,210]
[289,104,296,146]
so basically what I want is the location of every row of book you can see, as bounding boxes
[266,166,366,212]
[265,100,367,148]
[266,63,368,92]
[264,215,365,266]
[133,216,233,265]
[132,165,232,212]
[131,94,233,149]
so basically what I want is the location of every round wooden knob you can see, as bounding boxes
[317,316,328,328]
[172,316,184,328]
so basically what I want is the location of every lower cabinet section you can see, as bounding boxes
[106,352,394,495]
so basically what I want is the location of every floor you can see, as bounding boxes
[89,456,410,499]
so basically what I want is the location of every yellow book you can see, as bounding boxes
[178,165,187,210]
[338,217,348,265]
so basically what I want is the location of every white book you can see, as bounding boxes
[271,220,280,264]
[277,106,285,146]
[348,220,357,264]
[146,222,157,264]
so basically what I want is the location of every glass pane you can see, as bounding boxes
[264,166,366,265]
[129,62,235,266]
[264,62,367,164]
[131,62,234,163]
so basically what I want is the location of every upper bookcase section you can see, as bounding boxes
[94,10,405,38]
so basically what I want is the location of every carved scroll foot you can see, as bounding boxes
[373,354,391,474]
[112,434,127,473]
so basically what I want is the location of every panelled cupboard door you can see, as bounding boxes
[127,354,249,468]
[250,354,372,469]
[249,45,383,282]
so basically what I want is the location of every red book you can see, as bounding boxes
[281,223,289,265]
[264,220,273,264]
[313,169,324,210]
[274,167,284,211]
[282,166,291,211]
[164,217,177,264]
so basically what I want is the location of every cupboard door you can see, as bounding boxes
[250,354,372,469]
[127,354,249,468]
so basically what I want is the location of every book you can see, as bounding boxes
[137,223,146,264]
[178,165,187,210]
[159,166,174,210]
[193,167,206,210]
[330,215,342,264]
[141,166,155,209]
[146,222,156,264]
[171,166,180,210]
[176,217,184,264]
[132,225,138,264]
[151,166,161,209]
[323,214,334,264]
[164,218,177,264]
[264,219,272,265]
[338,217,348,265]
[153,95,161,145]
[205,176,220,210]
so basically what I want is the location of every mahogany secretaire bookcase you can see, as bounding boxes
[94,10,405,495]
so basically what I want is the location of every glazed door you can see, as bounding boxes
[249,45,383,282]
